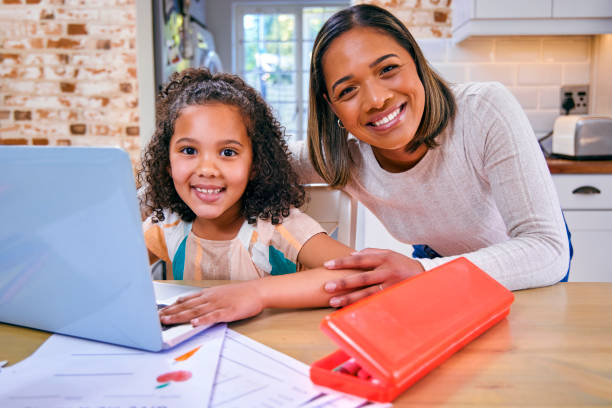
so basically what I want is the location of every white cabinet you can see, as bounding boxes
[552,174,612,282]
[452,0,612,43]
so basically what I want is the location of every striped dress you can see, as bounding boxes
[143,208,325,280]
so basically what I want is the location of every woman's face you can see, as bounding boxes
[322,27,426,166]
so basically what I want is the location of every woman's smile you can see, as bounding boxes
[366,103,406,130]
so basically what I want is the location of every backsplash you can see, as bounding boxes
[0,0,140,162]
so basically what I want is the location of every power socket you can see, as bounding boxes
[559,85,589,115]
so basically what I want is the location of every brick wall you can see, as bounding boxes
[0,0,140,161]
[355,0,593,138]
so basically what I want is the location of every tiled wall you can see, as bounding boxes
[420,36,591,137]
[0,0,140,161]
[356,0,593,138]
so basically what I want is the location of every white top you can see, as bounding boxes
[291,82,569,290]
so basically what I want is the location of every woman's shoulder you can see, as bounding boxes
[451,81,511,104]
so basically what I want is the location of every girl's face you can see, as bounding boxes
[169,104,253,230]
[322,27,426,169]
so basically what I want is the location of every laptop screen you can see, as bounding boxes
[0,146,164,351]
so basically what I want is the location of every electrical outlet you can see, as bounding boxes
[560,85,589,115]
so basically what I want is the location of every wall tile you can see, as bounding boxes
[468,64,516,85]
[496,39,541,62]
[448,38,494,62]
[431,63,467,83]
[539,87,561,110]
[525,110,559,134]
[543,38,590,62]
[510,87,539,110]
[518,64,562,85]
[562,63,590,85]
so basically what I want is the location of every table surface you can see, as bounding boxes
[2,282,611,407]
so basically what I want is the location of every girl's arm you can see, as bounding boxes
[158,232,357,326]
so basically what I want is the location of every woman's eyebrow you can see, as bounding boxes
[369,53,398,68]
[330,53,400,94]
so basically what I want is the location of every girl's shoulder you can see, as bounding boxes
[253,208,326,246]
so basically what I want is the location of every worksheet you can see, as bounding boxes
[0,323,226,408]
[211,329,391,408]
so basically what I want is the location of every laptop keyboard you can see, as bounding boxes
[156,304,176,331]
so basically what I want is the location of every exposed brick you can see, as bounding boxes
[56,138,71,146]
[128,67,137,78]
[96,39,111,50]
[125,126,138,136]
[93,124,109,135]
[14,110,32,120]
[32,137,48,145]
[58,54,69,64]
[0,138,28,145]
[47,38,82,49]
[40,9,54,19]
[119,82,132,93]
[39,22,63,36]
[70,123,86,134]
[0,53,20,64]
[433,10,447,23]
[60,82,76,92]
[26,0,42,3]
[0,110,10,119]
[67,23,87,35]
[3,0,22,4]
[1,67,18,78]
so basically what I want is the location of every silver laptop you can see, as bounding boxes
[0,146,211,351]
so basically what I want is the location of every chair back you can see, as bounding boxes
[301,184,357,248]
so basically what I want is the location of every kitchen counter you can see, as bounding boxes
[547,158,612,174]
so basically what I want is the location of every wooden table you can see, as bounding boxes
[2,282,611,406]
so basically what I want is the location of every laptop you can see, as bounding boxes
[0,146,212,351]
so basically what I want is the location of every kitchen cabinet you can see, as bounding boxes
[552,174,612,282]
[452,0,612,43]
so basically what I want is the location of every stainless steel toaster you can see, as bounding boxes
[552,115,612,160]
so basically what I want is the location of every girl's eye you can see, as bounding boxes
[221,148,237,157]
[381,64,398,75]
[180,147,196,155]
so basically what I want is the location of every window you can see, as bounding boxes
[234,3,347,142]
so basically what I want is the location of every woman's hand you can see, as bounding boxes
[158,281,264,327]
[323,248,425,307]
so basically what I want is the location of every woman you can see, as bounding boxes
[290,4,571,307]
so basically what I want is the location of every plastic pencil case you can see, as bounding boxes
[310,257,514,402]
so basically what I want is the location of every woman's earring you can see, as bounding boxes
[337,118,345,129]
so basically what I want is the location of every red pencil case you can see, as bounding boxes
[310,257,514,402]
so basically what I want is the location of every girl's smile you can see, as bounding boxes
[169,103,253,239]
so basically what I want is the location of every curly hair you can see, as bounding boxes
[138,68,305,225]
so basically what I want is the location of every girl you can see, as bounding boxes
[139,68,354,327]
[290,4,571,307]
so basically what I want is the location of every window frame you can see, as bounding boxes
[232,2,348,141]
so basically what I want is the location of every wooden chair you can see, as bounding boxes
[301,184,357,248]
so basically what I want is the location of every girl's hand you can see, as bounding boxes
[323,248,425,307]
[158,281,264,327]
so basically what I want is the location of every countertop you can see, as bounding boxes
[547,158,612,174]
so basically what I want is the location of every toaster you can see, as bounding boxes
[552,115,612,160]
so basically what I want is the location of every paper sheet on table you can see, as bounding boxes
[0,323,226,408]
[212,329,391,408]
